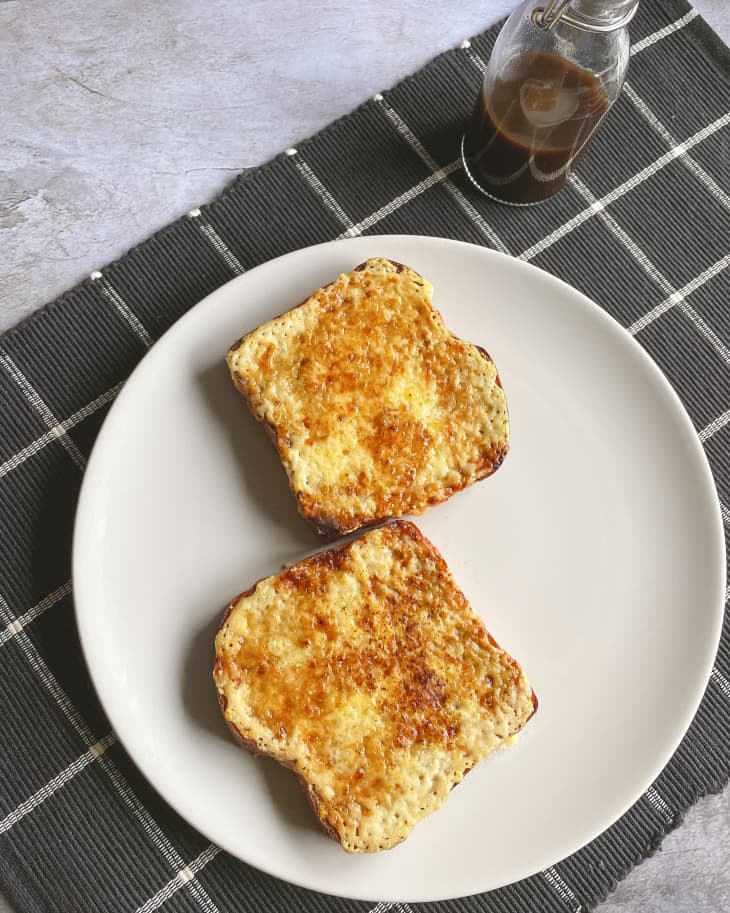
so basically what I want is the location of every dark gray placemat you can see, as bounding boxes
[1,1,728,911]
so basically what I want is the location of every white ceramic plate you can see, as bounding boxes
[73,236,725,902]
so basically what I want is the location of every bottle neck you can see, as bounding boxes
[561,0,639,31]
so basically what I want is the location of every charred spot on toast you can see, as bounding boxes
[279,540,351,587]
[486,441,509,474]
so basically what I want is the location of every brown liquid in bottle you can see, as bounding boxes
[463,52,608,204]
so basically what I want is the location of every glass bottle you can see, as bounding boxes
[461,0,638,205]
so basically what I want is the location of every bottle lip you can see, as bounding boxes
[561,0,639,31]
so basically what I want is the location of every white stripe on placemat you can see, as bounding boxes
[97,754,222,913]
[457,38,487,73]
[187,209,245,276]
[0,593,222,913]
[630,9,699,56]
[0,381,122,480]
[339,159,461,238]
[720,501,730,527]
[0,351,87,471]
[570,175,730,366]
[628,254,730,335]
[671,302,730,365]
[134,845,221,913]
[623,83,730,210]
[710,665,730,699]
[568,175,674,295]
[368,903,414,913]
[710,666,730,700]
[698,408,730,443]
[90,272,154,348]
[644,785,674,824]
[519,113,730,263]
[0,580,72,648]
[0,734,116,834]
[542,865,581,913]
[373,95,510,255]
[0,594,95,743]
[286,149,355,231]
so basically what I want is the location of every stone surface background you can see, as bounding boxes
[1,2,728,911]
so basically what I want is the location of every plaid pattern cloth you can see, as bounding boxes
[1,1,729,911]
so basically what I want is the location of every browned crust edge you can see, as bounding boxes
[227,259,404,365]
[353,258,405,273]
[402,520,537,724]
[217,587,342,843]
[216,693,343,846]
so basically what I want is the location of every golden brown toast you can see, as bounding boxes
[213,521,536,853]
[226,257,509,539]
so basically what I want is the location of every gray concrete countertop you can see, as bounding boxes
[1,2,728,912]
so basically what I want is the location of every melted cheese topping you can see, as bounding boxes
[227,258,509,535]
[214,522,535,853]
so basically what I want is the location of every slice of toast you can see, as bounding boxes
[213,520,536,853]
[227,257,509,539]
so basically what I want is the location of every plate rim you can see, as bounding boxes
[72,235,726,902]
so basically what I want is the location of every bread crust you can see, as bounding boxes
[214,521,537,852]
[216,689,343,844]
[227,258,510,539]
